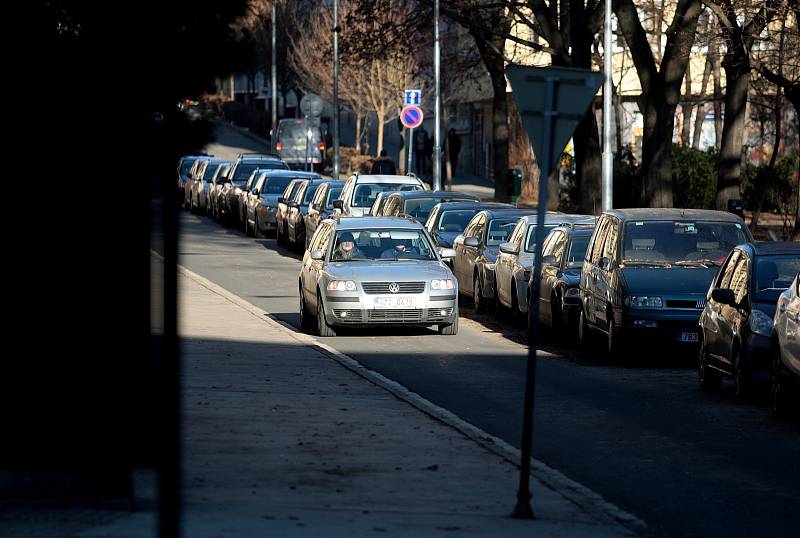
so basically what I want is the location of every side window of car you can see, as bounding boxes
[473,215,487,242]
[254,175,265,194]
[718,251,740,289]
[730,254,750,304]
[317,224,333,255]
[588,217,609,264]
[601,218,620,261]
[293,183,307,204]
[551,232,568,263]
[312,184,327,208]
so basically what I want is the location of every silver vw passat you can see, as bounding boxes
[299,217,459,336]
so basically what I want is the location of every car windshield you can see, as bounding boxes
[302,185,320,204]
[180,159,196,175]
[352,183,424,207]
[524,224,559,253]
[234,162,286,183]
[264,177,292,194]
[487,218,519,247]
[203,164,220,180]
[437,210,479,233]
[622,221,748,265]
[753,255,800,301]
[566,235,591,268]
[326,187,343,206]
[330,229,436,262]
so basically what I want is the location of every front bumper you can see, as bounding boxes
[618,309,703,346]
[323,291,458,327]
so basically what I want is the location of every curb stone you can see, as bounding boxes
[154,250,646,533]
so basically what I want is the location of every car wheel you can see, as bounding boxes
[473,274,488,314]
[698,334,721,391]
[299,285,314,330]
[254,214,262,238]
[316,294,337,337]
[550,293,564,335]
[606,314,618,360]
[733,347,751,403]
[439,305,459,335]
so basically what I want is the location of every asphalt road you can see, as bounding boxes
[156,122,800,538]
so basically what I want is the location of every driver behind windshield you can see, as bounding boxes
[332,232,364,261]
[381,239,416,259]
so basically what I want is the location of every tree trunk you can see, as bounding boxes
[376,109,385,157]
[715,56,750,209]
[355,114,362,153]
[711,45,723,151]
[481,42,509,201]
[574,108,603,213]
[640,90,676,207]
[692,54,713,149]
[681,65,692,146]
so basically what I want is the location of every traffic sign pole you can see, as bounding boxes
[407,127,414,174]
[433,0,442,190]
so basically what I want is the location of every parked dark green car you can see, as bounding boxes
[578,209,753,360]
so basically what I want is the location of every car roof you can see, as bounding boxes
[334,216,424,231]
[239,154,284,162]
[387,190,479,201]
[352,175,424,184]
[740,241,800,257]
[515,212,581,225]
[606,208,744,223]
[431,202,512,212]
[258,170,320,178]
[480,208,541,219]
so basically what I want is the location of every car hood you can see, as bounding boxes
[619,266,717,295]
[434,231,460,248]
[326,260,452,281]
[259,194,281,206]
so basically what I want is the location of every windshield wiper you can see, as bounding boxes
[622,260,672,268]
[674,259,719,268]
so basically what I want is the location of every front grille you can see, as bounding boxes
[362,281,425,295]
[367,309,423,323]
[666,299,703,309]
[426,307,454,322]
[333,309,363,323]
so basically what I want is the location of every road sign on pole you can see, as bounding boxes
[404,89,421,106]
[506,64,603,521]
[400,105,424,129]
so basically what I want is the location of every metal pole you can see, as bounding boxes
[432,0,442,190]
[333,0,340,179]
[271,3,278,153]
[512,75,557,521]
[601,0,613,211]
[407,127,414,174]
[306,122,311,172]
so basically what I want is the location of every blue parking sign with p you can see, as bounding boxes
[404,90,421,106]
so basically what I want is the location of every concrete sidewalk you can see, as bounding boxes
[76,260,637,538]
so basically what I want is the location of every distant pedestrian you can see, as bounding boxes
[371,149,397,175]
[447,128,461,174]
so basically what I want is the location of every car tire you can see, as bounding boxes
[254,214,262,238]
[439,305,459,335]
[317,294,337,337]
[606,314,619,361]
[578,308,592,351]
[733,347,751,403]
[473,274,488,314]
[698,334,722,391]
[299,284,314,330]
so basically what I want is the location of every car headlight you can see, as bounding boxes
[623,295,663,308]
[327,280,357,292]
[431,279,454,290]
[565,287,579,298]
[749,309,773,337]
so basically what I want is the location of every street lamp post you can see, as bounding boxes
[602,0,613,211]
[433,0,442,190]
[333,0,340,179]
[271,3,277,154]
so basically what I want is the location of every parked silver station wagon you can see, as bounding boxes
[299,217,459,336]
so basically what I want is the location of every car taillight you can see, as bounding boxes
[318,142,325,151]
[276,142,282,152]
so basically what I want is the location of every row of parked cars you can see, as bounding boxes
[177,153,799,416]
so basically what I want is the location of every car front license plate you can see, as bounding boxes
[373,296,416,309]
[679,332,698,343]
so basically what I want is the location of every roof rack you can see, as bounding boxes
[238,152,281,159]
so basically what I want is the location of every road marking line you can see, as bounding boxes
[152,249,646,532]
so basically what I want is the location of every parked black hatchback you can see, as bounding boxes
[578,209,753,360]
[698,242,800,401]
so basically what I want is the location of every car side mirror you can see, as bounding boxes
[440,248,457,259]
[278,197,286,204]
[542,254,558,266]
[464,236,480,248]
[711,288,736,306]
[310,250,324,261]
[332,200,344,210]
[499,242,518,255]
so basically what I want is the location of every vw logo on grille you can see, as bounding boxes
[388,282,400,294]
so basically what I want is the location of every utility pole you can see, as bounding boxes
[333,0,340,179]
[432,0,442,190]
[601,0,613,211]
[271,3,278,153]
